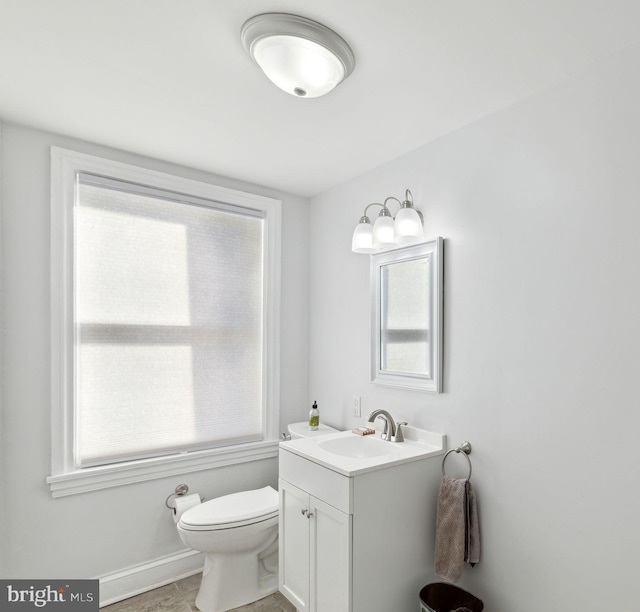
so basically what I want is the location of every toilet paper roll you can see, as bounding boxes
[172,493,201,524]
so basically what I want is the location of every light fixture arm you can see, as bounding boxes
[383,196,402,215]
[359,190,418,223]
[359,202,387,224]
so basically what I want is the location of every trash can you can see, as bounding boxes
[419,582,484,612]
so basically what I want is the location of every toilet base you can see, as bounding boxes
[195,537,278,612]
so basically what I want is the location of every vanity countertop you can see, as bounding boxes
[279,427,445,477]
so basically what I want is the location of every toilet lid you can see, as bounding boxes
[179,486,278,530]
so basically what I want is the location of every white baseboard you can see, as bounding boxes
[98,549,204,607]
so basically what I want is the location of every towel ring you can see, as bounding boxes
[441,441,472,480]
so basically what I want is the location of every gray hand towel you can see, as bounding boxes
[434,476,480,582]
[435,476,466,581]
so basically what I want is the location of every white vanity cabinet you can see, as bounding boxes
[278,441,442,612]
[279,479,351,611]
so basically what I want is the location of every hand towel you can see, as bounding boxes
[434,476,480,582]
[434,476,466,581]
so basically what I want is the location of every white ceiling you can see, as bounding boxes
[1,1,639,197]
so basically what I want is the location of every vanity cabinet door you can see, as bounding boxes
[310,495,352,612]
[279,479,352,612]
[279,479,310,612]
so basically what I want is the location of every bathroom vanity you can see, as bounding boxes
[278,428,445,612]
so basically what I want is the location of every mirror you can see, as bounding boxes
[371,238,443,392]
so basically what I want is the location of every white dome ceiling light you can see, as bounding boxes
[241,13,355,99]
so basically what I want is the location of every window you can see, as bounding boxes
[48,148,281,496]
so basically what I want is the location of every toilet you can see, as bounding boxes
[177,486,279,612]
[176,422,338,612]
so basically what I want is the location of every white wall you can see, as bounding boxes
[309,46,640,610]
[0,123,310,580]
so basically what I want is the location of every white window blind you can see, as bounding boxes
[74,173,266,467]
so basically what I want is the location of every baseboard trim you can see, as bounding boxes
[98,549,204,607]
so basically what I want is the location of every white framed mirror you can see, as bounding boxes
[371,237,443,392]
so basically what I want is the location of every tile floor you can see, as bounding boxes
[102,573,295,611]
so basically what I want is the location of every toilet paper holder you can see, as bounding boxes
[165,483,194,509]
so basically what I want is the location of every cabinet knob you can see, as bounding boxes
[301,509,314,518]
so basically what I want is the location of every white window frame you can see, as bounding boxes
[47,147,281,497]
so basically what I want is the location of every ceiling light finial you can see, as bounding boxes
[241,13,355,98]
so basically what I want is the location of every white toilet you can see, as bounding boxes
[177,486,279,612]
[176,422,338,612]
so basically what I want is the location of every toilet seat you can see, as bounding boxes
[179,486,278,532]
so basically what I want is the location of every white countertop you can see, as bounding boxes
[279,427,446,477]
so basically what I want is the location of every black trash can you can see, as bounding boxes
[419,582,484,612]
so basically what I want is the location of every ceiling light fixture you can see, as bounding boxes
[241,13,355,98]
[351,190,425,254]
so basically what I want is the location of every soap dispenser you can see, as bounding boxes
[308,401,319,430]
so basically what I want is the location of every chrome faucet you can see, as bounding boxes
[367,409,402,442]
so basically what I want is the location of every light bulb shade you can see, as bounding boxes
[372,215,397,250]
[394,207,424,244]
[252,36,344,98]
[242,14,355,98]
[351,222,376,253]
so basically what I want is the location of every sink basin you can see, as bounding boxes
[318,435,401,458]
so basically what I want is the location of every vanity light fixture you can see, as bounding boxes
[241,13,355,98]
[351,189,425,254]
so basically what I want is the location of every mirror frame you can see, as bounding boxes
[370,237,443,392]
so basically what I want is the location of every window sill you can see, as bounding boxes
[46,440,280,498]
